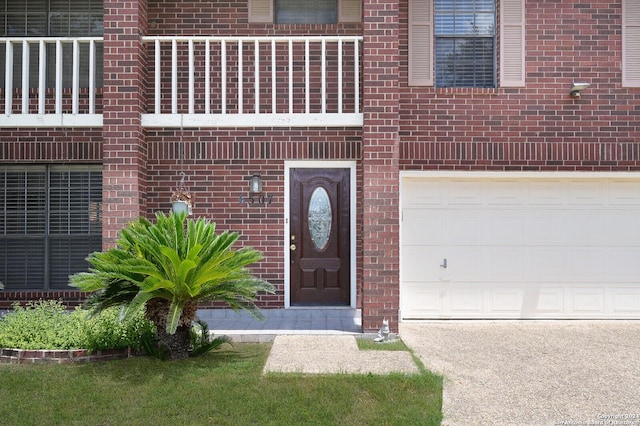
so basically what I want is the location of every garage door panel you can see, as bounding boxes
[562,213,606,244]
[401,282,443,318]
[610,287,640,314]
[569,287,606,314]
[605,213,640,242]
[535,287,565,313]
[444,214,484,244]
[599,248,640,281]
[522,247,568,280]
[607,180,640,205]
[486,248,524,281]
[447,180,485,205]
[561,249,603,281]
[402,247,444,281]
[488,215,524,244]
[402,210,444,245]
[485,179,524,205]
[567,180,604,205]
[403,179,444,207]
[528,181,565,205]
[525,213,570,245]
[487,287,524,314]
[449,248,490,281]
[449,287,484,313]
[401,175,640,320]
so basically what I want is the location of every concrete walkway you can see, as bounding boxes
[400,321,640,426]
[263,335,419,375]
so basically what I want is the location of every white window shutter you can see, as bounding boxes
[248,0,273,23]
[500,0,525,87]
[408,0,433,86]
[623,0,640,87]
[339,0,361,23]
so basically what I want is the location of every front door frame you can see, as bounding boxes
[284,161,357,308]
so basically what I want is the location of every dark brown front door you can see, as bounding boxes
[290,168,350,305]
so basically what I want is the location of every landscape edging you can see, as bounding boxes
[0,347,131,364]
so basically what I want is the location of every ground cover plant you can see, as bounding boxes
[0,343,443,425]
[0,300,153,352]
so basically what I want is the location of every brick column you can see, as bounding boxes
[102,0,149,248]
[361,0,401,332]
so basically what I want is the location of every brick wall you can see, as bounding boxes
[0,291,85,310]
[0,129,102,162]
[398,0,640,171]
[102,0,150,247]
[361,0,401,332]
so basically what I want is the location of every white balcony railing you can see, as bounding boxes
[0,35,363,129]
[0,37,103,128]
[141,36,363,128]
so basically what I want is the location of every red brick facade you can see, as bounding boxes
[361,0,401,331]
[1,0,639,331]
[399,1,639,172]
[102,0,150,246]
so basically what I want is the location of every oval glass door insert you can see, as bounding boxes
[308,187,332,250]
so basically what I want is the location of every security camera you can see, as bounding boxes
[570,82,590,97]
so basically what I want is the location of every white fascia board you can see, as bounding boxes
[141,113,364,128]
[0,114,102,128]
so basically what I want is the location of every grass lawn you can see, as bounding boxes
[0,343,442,425]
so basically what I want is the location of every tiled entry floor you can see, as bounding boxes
[197,308,362,342]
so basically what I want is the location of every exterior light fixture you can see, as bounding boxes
[570,82,590,97]
[249,174,263,194]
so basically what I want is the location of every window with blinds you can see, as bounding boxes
[434,0,496,88]
[0,0,104,89]
[276,0,337,24]
[0,165,102,290]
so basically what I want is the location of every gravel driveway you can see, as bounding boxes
[400,321,640,426]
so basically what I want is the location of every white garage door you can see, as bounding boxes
[401,174,640,319]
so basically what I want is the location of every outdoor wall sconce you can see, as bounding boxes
[249,174,263,194]
[239,174,273,207]
[570,82,590,97]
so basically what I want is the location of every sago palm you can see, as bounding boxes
[70,212,274,360]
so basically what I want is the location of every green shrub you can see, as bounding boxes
[0,300,154,352]
[82,305,155,352]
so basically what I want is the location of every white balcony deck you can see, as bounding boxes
[1,36,363,129]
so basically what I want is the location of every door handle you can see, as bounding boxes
[440,258,447,269]
[290,244,297,251]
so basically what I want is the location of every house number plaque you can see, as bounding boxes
[239,194,274,207]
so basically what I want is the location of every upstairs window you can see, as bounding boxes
[409,0,524,87]
[434,0,496,88]
[623,0,640,87]
[249,0,361,24]
[0,0,103,89]
[276,0,337,24]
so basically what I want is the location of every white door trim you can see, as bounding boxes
[284,161,357,308]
